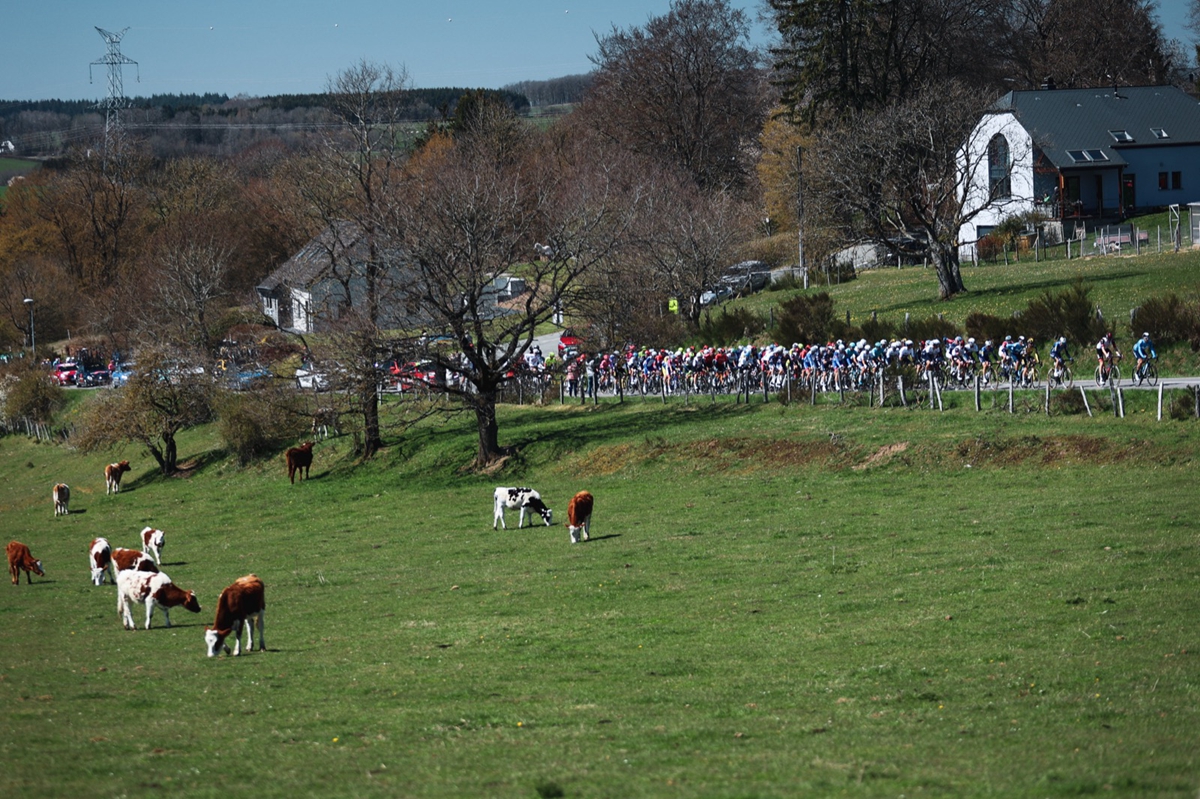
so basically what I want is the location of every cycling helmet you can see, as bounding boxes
[1005,335,1012,341]
[1142,332,1150,338]
[967,337,975,345]
[1058,336,1066,345]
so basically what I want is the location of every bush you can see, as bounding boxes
[964,311,1011,345]
[902,315,960,344]
[976,233,1004,261]
[1049,389,1088,416]
[699,306,767,346]
[2,365,65,423]
[1130,293,1197,345]
[1021,278,1104,345]
[214,387,309,466]
[771,292,835,346]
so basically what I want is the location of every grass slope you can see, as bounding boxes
[2,397,1198,798]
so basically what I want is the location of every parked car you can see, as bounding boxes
[78,366,111,387]
[387,359,440,392]
[295,367,329,391]
[53,361,79,386]
[227,365,271,391]
[720,260,771,295]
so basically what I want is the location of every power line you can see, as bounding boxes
[90,27,139,152]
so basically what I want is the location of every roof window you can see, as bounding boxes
[1109,130,1134,143]
[1067,150,1110,163]
[1151,128,1168,139]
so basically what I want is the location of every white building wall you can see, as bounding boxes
[958,112,1036,258]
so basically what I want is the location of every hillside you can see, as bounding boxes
[2,391,1198,797]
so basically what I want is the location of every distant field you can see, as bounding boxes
[739,244,1200,335]
[0,156,40,201]
[2,395,1198,797]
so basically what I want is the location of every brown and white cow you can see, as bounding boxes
[105,461,132,494]
[8,540,45,585]
[567,490,594,544]
[53,483,70,516]
[205,574,266,657]
[140,527,165,566]
[89,537,115,586]
[111,547,159,575]
[116,570,201,630]
[285,442,313,484]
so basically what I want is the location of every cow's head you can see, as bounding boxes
[205,626,231,658]
[182,591,202,614]
[32,560,44,577]
[527,497,553,526]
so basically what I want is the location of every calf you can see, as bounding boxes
[493,486,553,530]
[205,574,266,657]
[285,442,314,484]
[567,490,594,544]
[117,570,201,630]
[8,541,45,585]
[140,527,165,566]
[53,483,70,516]
[111,547,159,575]
[89,537,115,585]
[105,460,132,494]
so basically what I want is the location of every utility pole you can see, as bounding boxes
[797,145,808,289]
[90,27,139,155]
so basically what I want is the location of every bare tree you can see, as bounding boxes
[148,237,231,353]
[809,80,1014,299]
[381,117,640,466]
[581,0,765,191]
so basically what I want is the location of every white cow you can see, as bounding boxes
[493,486,553,529]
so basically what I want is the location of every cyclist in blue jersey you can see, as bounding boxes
[1133,332,1157,379]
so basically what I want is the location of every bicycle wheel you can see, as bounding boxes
[1094,365,1105,387]
[1062,366,1073,388]
[1110,365,1121,387]
[1145,362,1158,387]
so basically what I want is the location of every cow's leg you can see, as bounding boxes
[145,600,156,630]
[494,500,506,530]
[255,611,266,651]
[161,604,172,628]
[518,506,527,528]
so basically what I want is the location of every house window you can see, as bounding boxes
[1173,172,1182,190]
[1151,128,1168,139]
[1159,172,1169,190]
[1108,130,1134,143]
[988,134,1011,199]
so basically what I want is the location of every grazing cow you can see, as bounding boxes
[567,490,594,544]
[285,442,314,484]
[116,570,201,630]
[205,574,266,657]
[8,541,45,585]
[311,408,338,440]
[493,486,553,530]
[140,527,165,566]
[111,547,159,575]
[105,460,132,494]
[89,537,115,585]
[53,483,70,516]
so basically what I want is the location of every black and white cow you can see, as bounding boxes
[493,486,553,529]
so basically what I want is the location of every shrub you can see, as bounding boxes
[1021,278,1104,345]
[1168,389,1199,421]
[976,233,1004,261]
[699,306,767,346]
[964,311,1011,344]
[1130,293,1197,345]
[214,386,309,466]
[2,365,65,423]
[902,315,960,344]
[1050,389,1088,416]
[771,292,835,346]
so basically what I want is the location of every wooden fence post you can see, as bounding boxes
[898,375,906,407]
[1158,383,1164,421]
[1079,386,1092,417]
[975,375,981,411]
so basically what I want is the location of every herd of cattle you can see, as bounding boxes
[11,455,598,659]
[9,461,267,658]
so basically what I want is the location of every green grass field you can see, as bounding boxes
[2,392,1199,797]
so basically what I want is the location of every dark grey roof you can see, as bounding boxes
[257,221,368,293]
[988,85,1200,170]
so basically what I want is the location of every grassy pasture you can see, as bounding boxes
[2,396,1199,798]
[738,245,1200,335]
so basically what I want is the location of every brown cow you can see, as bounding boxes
[567,490,594,544]
[53,483,70,516]
[8,541,45,585]
[117,570,201,630]
[205,574,266,657]
[285,442,314,484]
[105,461,132,494]
[111,548,159,575]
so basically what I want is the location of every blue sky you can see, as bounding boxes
[1,1,1191,102]
[0,0,770,101]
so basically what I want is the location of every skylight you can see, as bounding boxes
[1151,128,1168,139]
[1109,130,1134,142]
[1067,150,1110,163]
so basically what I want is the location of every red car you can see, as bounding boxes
[54,361,79,386]
[558,328,582,357]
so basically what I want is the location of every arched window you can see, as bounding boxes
[988,134,1011,199]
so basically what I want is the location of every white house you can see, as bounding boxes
[960,84,1200,257]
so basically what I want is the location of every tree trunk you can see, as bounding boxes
[931,242,966,299]
[146,441,168,475]
[361,384,382,458]
[474,388,502,466]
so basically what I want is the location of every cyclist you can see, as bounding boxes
[1132,332,1157,379]
[1049,336,1070,373]
[1095,332,1121,376]
[977,339,995,385]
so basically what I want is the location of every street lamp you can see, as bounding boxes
[23,298,34,358]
